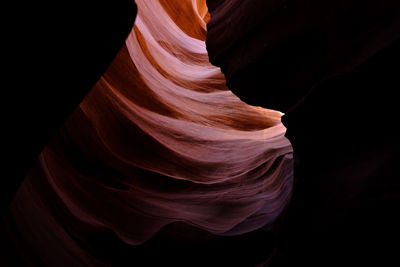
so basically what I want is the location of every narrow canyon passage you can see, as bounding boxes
[1,1,293,266]
[4,0,398,265]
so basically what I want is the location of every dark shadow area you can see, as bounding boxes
[2,0,137,214]
[206,0,400,265]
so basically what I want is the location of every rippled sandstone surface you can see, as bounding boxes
[2,1,293,266]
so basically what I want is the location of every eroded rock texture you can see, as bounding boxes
[206,0,400,265]
[2,1,293,266]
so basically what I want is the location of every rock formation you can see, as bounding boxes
[2,1,293,265]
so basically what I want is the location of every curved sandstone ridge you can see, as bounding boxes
[3,0,293,265]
